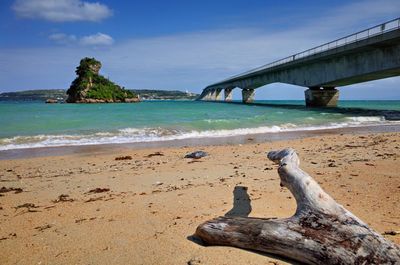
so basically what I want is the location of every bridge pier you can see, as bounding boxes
[242,88,255,104]
[207,90,214,100]
[215,88,223,101]
[209,89,217,101]
[201,90,207,100]
[224,87,234,101]
[203,90,210,100]
[305,87,339,107]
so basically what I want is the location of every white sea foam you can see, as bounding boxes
[346,116,385,122]
[203,119,239,124]
[0,116,397,151]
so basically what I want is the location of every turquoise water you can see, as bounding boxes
[0,100,399,150]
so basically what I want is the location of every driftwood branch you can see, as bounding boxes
[195,148,400,264]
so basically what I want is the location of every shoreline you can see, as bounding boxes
[1,123,400,160]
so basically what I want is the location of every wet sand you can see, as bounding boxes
[0,131,399,264]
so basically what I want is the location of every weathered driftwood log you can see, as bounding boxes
[195,148,400,264]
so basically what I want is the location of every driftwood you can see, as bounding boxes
[195,148,400,264]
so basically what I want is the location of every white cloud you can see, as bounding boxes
[48,32,113,46]
[48,33,77,44]
[2,0,400,99]
[80,33,114,46]
[12,0,112,22]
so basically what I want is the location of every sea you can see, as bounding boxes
[1,100,400,151]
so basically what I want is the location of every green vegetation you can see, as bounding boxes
[66,57,137,103]
[0,89,66,101]
[0,89,199,102]
[81,75,135,101]
[131,89,198,100]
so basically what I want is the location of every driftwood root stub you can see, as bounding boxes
[195,148,400,265]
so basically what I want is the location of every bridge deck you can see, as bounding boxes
[205,18,400,90]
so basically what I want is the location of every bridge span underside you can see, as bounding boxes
[198,26,400,107]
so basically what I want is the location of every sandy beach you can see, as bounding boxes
[0,131,399,264]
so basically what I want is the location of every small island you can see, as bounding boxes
[66,57,140,103]
[0,57,199,102]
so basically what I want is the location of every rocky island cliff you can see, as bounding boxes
[66,57,139,103]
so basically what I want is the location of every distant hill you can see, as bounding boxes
[0,89,199,102]
[131,89,199,100]
[0,89,67,102]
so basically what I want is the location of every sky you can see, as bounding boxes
[0,0,400,99]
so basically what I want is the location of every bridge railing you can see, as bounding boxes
[213,17,400,85]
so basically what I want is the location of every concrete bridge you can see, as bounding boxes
[198,18,400,107]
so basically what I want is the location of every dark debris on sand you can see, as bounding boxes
[184,151,208,159]
[86,188,110,194]
[115,156,132,161]
[0,187,23,194]
[146,152,164,158]
[52,194,74,203]
[35,224,53,232]
[15,203,38,209]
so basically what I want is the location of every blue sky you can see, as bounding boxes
[0,0,399,99]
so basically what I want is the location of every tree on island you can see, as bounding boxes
[66,57,139,103]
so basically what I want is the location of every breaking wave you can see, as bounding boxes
[0,115,395,150]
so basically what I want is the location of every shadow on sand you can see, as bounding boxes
[224,186,252,217]
[187,185,301,264]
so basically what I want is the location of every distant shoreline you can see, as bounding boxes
[0,89,199,102]
[1,123,400,160]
